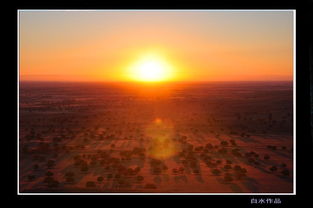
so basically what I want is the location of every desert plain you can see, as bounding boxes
[19,81,293,193]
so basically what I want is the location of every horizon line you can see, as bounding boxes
[19,80,293,83]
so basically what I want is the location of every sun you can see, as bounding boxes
[128,54,173,82]
[137,60,165,81]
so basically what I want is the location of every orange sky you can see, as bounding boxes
[19,11,294,82]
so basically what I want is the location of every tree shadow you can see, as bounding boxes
[229,183,244,192]
[174,175,188,184]
[241,177,259,192]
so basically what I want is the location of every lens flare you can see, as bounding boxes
[145,118,179,160]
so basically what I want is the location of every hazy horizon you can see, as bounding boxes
[19,79,294,85]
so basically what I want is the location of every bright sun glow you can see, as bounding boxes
[129,54,173,82]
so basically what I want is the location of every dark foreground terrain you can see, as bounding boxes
[19,81,293,193]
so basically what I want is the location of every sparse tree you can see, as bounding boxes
[97,176,104,183]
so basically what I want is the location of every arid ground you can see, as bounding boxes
[19,81,293,193]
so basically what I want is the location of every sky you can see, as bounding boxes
[19,10,294,82]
